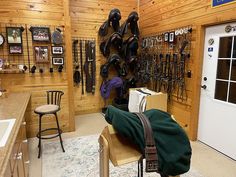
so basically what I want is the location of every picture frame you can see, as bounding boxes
[6,27,22,44]
[52,57,64,65]
[30,27,50,42]
[9,45,23,54]
[51,46,63,55]
[169,32,175,43]
[164,33,169,42]
[34,46,49,63]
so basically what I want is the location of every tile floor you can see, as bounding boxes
[28,113,236,177]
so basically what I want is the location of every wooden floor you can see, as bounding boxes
[28,113,236,177]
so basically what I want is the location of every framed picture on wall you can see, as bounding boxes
[9,45,23,54]
[6,27,22,44]
[169,32,175,43]
[51,46,63,55]
[164,33,169,42]
[34,46,49,63]
[52,57,64,65]
[30,27,50,42]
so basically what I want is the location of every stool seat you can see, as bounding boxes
[34,104,59,114]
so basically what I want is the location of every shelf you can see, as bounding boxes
[0,69,25,74]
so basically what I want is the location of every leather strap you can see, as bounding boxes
[134,113,159,173]
[84,40,96,94]
[80,40,84,94]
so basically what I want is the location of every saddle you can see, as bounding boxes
[100,76,123,100]
[99,9,121,36]
[122,35,139,62]
[100,32,123,57]
[135,112,168,177]
[104,106,192,176]
[100,54,121,78]
[119,11,140,37]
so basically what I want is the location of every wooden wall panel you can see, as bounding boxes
[0,0,75,137]
[139,0,236,139]
[70,0,138,115]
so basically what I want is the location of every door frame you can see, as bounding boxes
[190,17,236,140]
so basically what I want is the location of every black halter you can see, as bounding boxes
[99,9,121,36]
[119,11,140,37]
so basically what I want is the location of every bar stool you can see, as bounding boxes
[34,90,65,158]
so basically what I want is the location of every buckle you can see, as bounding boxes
[146,160,158,172]
[145,146,158,172]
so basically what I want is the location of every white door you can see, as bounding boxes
[198,23,236,160]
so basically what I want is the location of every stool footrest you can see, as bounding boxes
[37,128,62,140]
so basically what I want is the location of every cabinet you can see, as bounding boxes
[4,120,29,177]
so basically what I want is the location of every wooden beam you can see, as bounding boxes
[189,24,205,140]
[63,0,75,131]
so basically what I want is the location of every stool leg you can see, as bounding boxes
[38,114,42,158]
[54,113,65,152]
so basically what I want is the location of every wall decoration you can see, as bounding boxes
[169,32,175,43]
[0,34,5,46]
[212,0,236,7]
[9,45,23,54]
[164,33,169,42]
[6,27,22,44]
[0,59,3,68]
[208,38,214,45]
[52,46,63,55]
[52,57,64,65]
[34,46,49,63]
[30,27,50,42]
[52,28,63,45]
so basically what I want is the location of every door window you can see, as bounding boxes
[215,36,236,104]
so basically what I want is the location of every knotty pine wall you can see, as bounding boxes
[0,0,75,137]
[139,0,236,139]
[70,0,139,115]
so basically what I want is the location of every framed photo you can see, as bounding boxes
[164,33,169,42]
[169,32,175,43]
[34,46,49,63]
[52,57,64,65]
[51,46,63,55]
[6,27,22,44]
[30,27,50,42]
[9,45,23,54]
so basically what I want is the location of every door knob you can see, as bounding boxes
[201,85,207,89]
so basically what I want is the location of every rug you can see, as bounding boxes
[42,135,204,177]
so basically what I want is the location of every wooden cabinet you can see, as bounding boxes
[4,120,29,177]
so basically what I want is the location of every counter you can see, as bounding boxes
[0,92,31,177]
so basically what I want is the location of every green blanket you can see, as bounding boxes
[105,105,191,176]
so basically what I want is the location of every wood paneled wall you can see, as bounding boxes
[0,0,75,137]
[139,0,236,139]
[70,0,138,115]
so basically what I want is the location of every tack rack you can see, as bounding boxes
[71,37,96,88]
[140,26,193,102]
[0,23,66,74]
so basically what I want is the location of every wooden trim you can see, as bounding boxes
[63,0,75,131]
[189,24,205,140]
[189,17,236,140]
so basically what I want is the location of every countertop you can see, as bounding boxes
[0,92,31,177]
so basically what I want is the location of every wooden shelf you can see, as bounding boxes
[0,69,25,74]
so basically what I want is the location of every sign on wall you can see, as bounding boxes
[212,0,236,7]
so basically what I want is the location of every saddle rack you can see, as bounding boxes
[98,125,180,177]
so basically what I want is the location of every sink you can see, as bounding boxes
[0,119,16,148]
